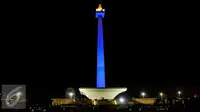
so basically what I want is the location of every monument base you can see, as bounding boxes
[79,88,127,100]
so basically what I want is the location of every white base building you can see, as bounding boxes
[79,88,127,100]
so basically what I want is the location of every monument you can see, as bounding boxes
[79,4,127,100]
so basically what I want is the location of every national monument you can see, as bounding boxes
[79,4,127,100]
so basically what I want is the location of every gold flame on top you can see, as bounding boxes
[96,4,105,11]
[98,4,102,10]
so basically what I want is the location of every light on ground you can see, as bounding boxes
[141,92,146,98]
[119,98,124,103]
[68,92,74,97]
[177,91,182,97]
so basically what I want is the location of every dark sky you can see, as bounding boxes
[1,1,199,96]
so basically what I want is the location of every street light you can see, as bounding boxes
[119,97,125,103]
[160,92,163,97]
[160,92,163,98]
[178,91,181,97]
[68,92,74,98]
[159,92,163,103]
[141,92,146,98]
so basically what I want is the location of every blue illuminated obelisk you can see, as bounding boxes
[79,4,127,100]
[96,4,105,88]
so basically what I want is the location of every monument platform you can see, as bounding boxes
[79,88,127,100]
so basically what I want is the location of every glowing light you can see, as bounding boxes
[177,91,182,97]
[141,92,146,98]
[93,100,97,105]
[194,93,198,98]
[16,92,22,96]
[160,92,163,96]
[114,100,117,105]
[97,4,102,10]
[96,4,105,11]
[68,92,74,97]
[119,98,124,103]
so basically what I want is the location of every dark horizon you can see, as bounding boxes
[1,1,199,98]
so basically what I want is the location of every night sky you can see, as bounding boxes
[1,1,199,97]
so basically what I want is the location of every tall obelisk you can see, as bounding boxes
[79,4,127,101]
[96,4,105,88]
